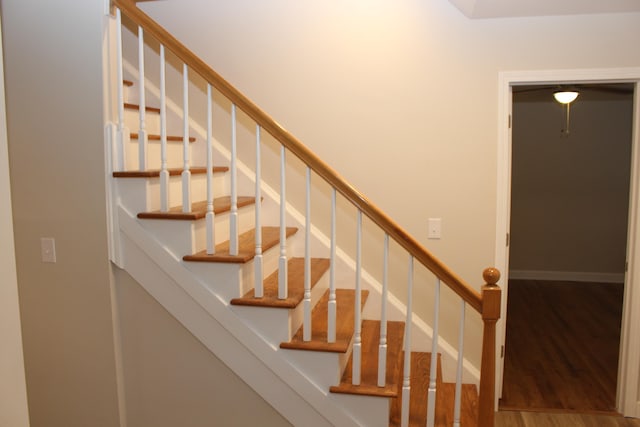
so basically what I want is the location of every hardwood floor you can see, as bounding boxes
[499,279,624,413]
[496,411,640,427]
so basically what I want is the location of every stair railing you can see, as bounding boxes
[110,1,501,426]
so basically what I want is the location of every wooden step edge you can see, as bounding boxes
[329,319,405,398]
[183,226,297,264]
[124,102,161,113]
[113,166,228,178]
[137,196,256,221]
[131,132,196,142]
[280,289,369,353]
[123,79,133,87]
[231,257,330,308]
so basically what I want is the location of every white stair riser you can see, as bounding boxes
[184,242,282,301]
[125,137,192,171]
[137,204,255,256]
[230,272,330,345]
[329,394,390,427]
[124,108,161,134]
[117,173,228,213]
[283,349,348,391]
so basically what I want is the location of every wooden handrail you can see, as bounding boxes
[111,0,483,313]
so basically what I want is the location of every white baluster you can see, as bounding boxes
[159,45,169,212]
[426,279,441,427]
[205,84,215,254]
[352,210,362,385]
[303,167,312,341]
[229,104,239,256]
[137,26,148,171]
[453,300,466,427]
[327,188,337,343]
[401,256,414,427]
[254,125,263,297]
[181,64,191,213]
[115,8,128,171]
[378,233,389,387]
[278,145,288,299]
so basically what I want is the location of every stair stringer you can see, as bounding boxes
[117,205,390,427]
[116,60,481,386]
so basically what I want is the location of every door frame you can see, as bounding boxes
[495,67,640,417]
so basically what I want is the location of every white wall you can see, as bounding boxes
[0,17,30,427]
[510,94,633,280]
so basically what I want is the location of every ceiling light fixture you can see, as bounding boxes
[553,90,579,136]
[553,90,579,104]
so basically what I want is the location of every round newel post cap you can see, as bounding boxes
[483,267,500,286]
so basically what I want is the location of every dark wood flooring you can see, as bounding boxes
[499,279,624,414]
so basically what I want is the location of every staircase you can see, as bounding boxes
[106,1,501,426]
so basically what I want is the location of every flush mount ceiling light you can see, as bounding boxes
[553,90,579,104]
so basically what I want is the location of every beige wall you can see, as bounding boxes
[3,0,122,425]
[0,16,30,427]
[138,0,640,287]
[510,95,633,276]
[114,268,291,427]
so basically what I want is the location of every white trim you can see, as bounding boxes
[496,67,640,418]
[509,270,625,284]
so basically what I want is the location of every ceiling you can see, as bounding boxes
[448,0,640,19]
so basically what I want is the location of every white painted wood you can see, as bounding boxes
[426,278,440,427]
[496,68,640,413]
[328,188,337,343]
[352,210,363,385]
[619,80,640,418]
[278,145,288,299]
[136,26,148,171]
[378,233,389,387]
[254,125,264,297]
[401,256,414,427]
[205,84,215,255]
[159,45,169,212]
[181,64,191,213]
[453,300,466,427]
[117,210,358,426]
[229,104,239,256]
[303,167,312,341]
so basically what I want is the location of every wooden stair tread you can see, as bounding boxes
[280,289,369,353]
[329,319,405,398]
[113,166,228,178]
[231,257,330,308]
[124,102,161,113]
[123,80,133,87]
[137,196,256,220]
[183,227,297,263]
[131,132,196,142]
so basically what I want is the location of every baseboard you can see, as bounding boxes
[509,270,625,284]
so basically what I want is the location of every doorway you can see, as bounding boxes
[494,70,640,417]
[500,83,634,413]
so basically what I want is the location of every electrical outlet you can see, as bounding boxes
[41,237,57,263]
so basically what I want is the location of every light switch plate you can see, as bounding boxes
[41,237,56,263]
[428,218,441,239]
